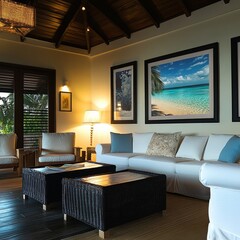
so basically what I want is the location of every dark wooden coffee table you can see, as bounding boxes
[22,161,116,210]
[62,170,166,239]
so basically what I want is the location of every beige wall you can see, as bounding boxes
[90,0,240,145]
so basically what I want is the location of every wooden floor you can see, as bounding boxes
[65,193,209,240]
[0,169,93,240]
[0,169,209,240]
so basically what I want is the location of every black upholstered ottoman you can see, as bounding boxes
[62,170,166,238]
[22,162,116,210]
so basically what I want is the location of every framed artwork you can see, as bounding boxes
[59,91,72,112]
[111,61,137,124]
[145,43,219,124]
[231,36,240,121]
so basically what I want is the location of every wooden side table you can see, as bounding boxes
[86,147,96,161]
[22,149,36,168]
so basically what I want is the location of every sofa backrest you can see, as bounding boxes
[41,132,75,155]
[132,132,154,153]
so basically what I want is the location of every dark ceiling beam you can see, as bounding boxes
[137,0,161,28]
[177,0,191,17]
[53,0,82,48]
[83,10,91,53]
[88,0,131,39]
[88,18,109,45]
[223,0,230,3]
[85,30,91,54]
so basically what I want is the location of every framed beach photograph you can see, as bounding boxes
[231,36,240,122]
[145,43,219,124]
[59,91,72,112]
[111,61,137,124]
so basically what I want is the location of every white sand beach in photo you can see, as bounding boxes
[152,98,208,116]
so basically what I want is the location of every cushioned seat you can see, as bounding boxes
[96,152,139,171]
[38,153,76,163]
[35,132,84,166]
[129,155,187,192]
[175,160,210,199]
[0,156,19,164]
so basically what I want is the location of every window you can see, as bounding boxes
[0,62,56,148]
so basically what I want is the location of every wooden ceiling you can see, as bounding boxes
[23,0,230,53]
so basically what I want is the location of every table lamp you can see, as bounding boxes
[84,110,100,146]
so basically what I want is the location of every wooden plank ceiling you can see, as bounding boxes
[23,0,230,53]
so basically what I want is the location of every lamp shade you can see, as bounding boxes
[84,110,100,123]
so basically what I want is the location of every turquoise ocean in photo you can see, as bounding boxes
[153,84,209,115]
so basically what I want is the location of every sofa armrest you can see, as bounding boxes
[200,162,240,190]
[96,144,111,155]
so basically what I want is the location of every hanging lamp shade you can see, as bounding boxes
[0,0,36,36]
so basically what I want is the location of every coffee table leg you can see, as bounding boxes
[63,214,67,221]
[99,230,110,239]
[23,194,28,200]
[43,204,47,211]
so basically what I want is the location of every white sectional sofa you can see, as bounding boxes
[96,132,240,200]
[200,163,240,240]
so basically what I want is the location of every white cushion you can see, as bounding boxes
[41,132,75,155]
[39,154,75,163]
[0,156,18,164]
[175,160,205,176]
[203,134,234,161]
[129,154,185,176]
[132,132,154,153]
[96,152,137,171]
[0,133,16,156]
[176,136,208,160]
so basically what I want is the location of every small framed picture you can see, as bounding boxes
[59,91,72,112]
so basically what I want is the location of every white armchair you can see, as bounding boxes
[35,132,84,166]
[200,162,240,240]
[0,133,24,176]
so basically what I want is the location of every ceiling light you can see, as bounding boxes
[0,0,36,36]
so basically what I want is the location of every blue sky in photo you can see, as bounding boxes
[154,54,210,89]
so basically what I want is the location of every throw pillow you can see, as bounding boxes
[203,134,234,161]
[110,132,133,153]
[218,135,240,163]
[146,132,181,157]
[133,132,154,153]
[176,136,208,160]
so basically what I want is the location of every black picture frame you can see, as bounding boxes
[111,61,137,124]
[231,36,240,121]
[145,43,219,124]
[59,91,72,112]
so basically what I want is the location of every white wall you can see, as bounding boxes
[90,0,240,145]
